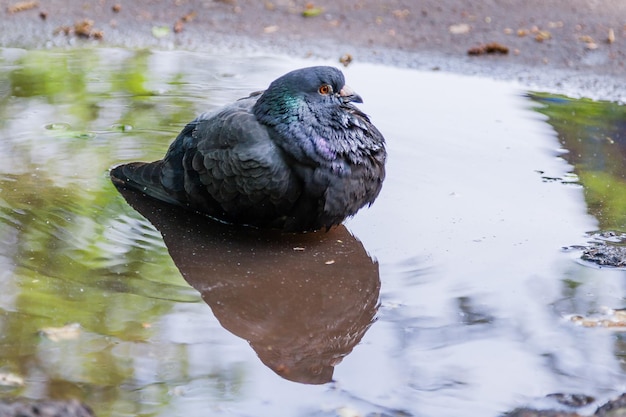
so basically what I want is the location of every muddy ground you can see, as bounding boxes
[1,0,626,100]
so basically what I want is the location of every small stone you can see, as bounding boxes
[449,23,471,34]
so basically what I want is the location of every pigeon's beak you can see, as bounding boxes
[339,85,363,104]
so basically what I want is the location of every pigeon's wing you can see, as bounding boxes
[161,103,302,224]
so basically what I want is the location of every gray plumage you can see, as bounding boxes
[110,66,386,232]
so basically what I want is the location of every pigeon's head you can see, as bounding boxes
[277,66,362,105]
[254,66,363,124]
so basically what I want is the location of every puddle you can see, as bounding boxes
[0,47,625,417]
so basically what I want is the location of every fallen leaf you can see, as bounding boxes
[608,28,615,44]
[302,3,323,17]
[181,11,197,22]
[339,53,353,67]
[468,42,509,55]
[75,19,92,37]
[534,30,551,42]
[7,0,38,13]
[579,35,594,43]
[174,20,184,33]
[392,9,410,19]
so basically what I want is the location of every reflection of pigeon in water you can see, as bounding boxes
[114,185,381,385]
[110,66,386,232]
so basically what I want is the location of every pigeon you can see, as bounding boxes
[110,66,386,232]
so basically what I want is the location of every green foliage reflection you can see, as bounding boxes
[0,47,245,415]
[530,93,626,231]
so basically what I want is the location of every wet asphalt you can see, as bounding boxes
[1,0,626,100]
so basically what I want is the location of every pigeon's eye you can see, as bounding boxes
[318,84,333,95]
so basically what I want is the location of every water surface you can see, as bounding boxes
[0,47,625,417]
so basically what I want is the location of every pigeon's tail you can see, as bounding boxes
[110,161,181,206]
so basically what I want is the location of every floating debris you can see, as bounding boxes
[568,308,626,329]
[40,323,81,341]
[0,372,24,387]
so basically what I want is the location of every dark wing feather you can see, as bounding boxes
[159,100,302,226]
